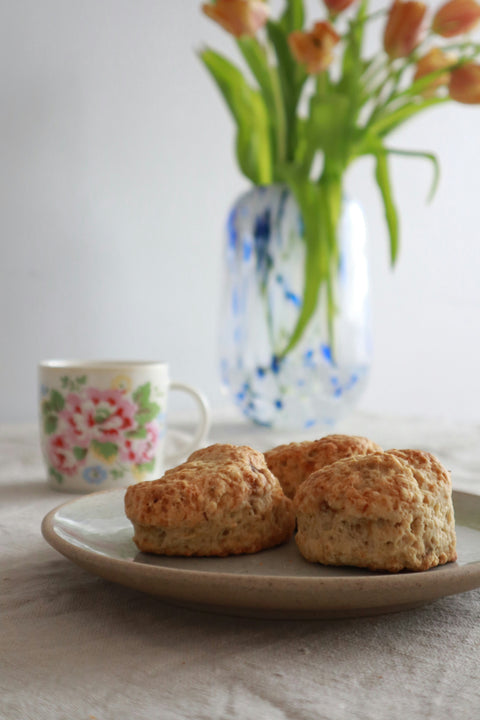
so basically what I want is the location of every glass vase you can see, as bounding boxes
[219,183,372,431]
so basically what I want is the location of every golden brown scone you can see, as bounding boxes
[264,434,382,499]
[124,443,295,557]
[294,450,457,572]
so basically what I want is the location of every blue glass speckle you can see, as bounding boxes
[274,399,283,409]
[321,344,333,364]
[304,349,315,368]
[233,326,243,344]
[304,419,316,428]
[254,208,272,281]
[271,355,282,374]
[334,387,343,398]
[285,290,301,306]
[242,239,253,262]
[227,208,238,250]
[256,367,266,378]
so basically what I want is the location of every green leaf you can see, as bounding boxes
[374,147,399,265]
[304,92,351,173]
[49,467,63,484]
[368,97,446,139]
[199,48,272,184]
[135,402,161,426]
[337,0,369,146]
[111,468,125,479]
[278,174,342,357]
[44,414,57,435]
[73,447,88,461]
[266,20,307,164]
[76,375,87,385]
[50,390,65,413]
[94,408,112,424]
[237,36,286,167]
[133,382,152,408]
[136,459,155,473]
[126,427,148,439]
[279,0,304,33]
[381,147,440,202]
[91,440,118,460]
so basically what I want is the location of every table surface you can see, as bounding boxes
[2,410,480,720]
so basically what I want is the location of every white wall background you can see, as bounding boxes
[1,0,480,424]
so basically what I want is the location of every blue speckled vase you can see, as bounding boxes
[220,183,372,430]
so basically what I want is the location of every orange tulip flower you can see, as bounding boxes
[383,0,427,59]
[414,47,455,96]
[449,62,480,103]
[323,0,357,14]
[288,22,340,74]
[432,0,480,37]
[202,0,270,38]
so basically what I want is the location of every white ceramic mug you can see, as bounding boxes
[38,360,210,493]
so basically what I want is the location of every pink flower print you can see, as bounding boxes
[60,388,137,448]
[47,433,82,476]
[86,388,137,442]
[59,392,96,448]
[119,420,160,466]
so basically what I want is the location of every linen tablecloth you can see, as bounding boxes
[1,412,480,720]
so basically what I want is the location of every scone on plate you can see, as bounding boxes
[264,434,382,499]
[294,450,457,572]
[124,443,295,557]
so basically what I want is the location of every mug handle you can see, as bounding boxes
[164,382,211,467]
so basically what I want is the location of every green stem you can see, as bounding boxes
[279,173,343,358]
[267,45,288,169]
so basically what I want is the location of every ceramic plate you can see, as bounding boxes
[41,489,480,619]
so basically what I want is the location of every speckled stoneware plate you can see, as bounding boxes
[41,489,480,619]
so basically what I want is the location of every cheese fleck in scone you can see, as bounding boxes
[264,434,382,499]
[124,443,295,557]
[294,450,457,572]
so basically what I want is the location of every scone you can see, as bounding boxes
[294,450,457,572]
[264,434,382,499]
[124,443,295,557]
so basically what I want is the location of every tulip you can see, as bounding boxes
[449,62,480,103]
[323,0,357,14]
[383,0,427,59]
[414,47,455,96]
[288,22,340,74]
[202,0,270,38]
[432,0,480,37]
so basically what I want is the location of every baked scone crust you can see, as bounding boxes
[264,434,383,499]
[125,444,295,557]
[294,450,457,572]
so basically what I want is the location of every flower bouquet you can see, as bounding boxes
[201,0,480,357]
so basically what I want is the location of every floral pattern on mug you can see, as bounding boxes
[41,376,163,486]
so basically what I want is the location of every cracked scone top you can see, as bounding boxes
[294,450,457,572]
[264,434,383,499]
[124,443,295,557]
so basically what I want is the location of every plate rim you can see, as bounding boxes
[41,488,480,618]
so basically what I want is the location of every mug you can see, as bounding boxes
[38,360,210,493]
